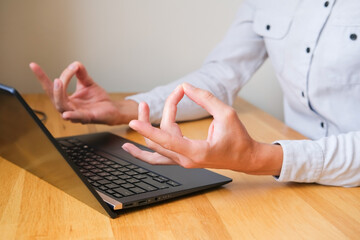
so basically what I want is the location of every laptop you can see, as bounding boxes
[0,83,232,218]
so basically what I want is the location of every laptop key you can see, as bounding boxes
[94,151,130,166]
[98,179,111,185]
[90,169,103,174]
[90,175,103,181]
[143,177,169,189]
[104,167,115,172]
[105,175,119,181]
[103,160,114,165]
[167,181,180,187]
[129,187,146,194]
[147,172,159,178]
[77,161,87,166]
[127,178,140,184]
[125,171,137,176]
[158,176,169,182]
[114,187,134,196]
[134,168,148,174]
[83,165,95,170]
[82,172,95,177]
[134,174,147,179]
[110,171,122,176]
[122,183,135,189]
[111,164,123,168]
[98,172,110,177]
[126,164,138,169]
[118,167,129,172]
[113,193,122,198]
[105,183,119,189]
[119,174,131,180]
[113,179,126,185]
[106,189,115,195]
[59,140,74,147]
[153,177,167,183]
[92,182,101,187]
[95,164,107,168]
[89,161,100,165]
[135,182,157,192]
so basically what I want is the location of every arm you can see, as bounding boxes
[123,83,283,175]
[275,133,360,187]
[124,83,360,187]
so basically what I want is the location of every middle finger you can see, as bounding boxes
[160,85,184,134]
[59,62,79,90]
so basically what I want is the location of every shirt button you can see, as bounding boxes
[306,47,311,53]
[324,1,329,7]
[266,25,271,31]
[320,122,325,128]
[301,91,305,97]
[350,33,357,41]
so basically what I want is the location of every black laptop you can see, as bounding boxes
[0,83,232,218]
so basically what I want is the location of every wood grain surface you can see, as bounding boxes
[0,93,359,240]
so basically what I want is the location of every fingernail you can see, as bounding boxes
[183,82,194,90]
[175,84,183,93]
[68,63,77,70]
[129,120,136,129]
[122,144,129,152]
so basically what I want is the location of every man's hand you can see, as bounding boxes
[122,83,283,175]
[29,61,138,125]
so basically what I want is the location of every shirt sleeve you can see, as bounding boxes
[274,131,360,187]
[126,0,267,124]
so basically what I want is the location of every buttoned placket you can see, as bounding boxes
[302,0,335,137]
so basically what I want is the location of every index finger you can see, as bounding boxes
[60,61,95,91]
[160,85,184,131]
[59,62,79,90]
[29,62,53,98]
[129,119,196,157]
[182,83,232,119]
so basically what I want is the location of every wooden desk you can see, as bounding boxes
[1,94,359,239]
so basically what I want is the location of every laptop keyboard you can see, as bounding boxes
[58,138,180,199]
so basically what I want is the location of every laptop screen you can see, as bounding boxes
[0,85,116,217]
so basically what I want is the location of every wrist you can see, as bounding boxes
[249,142,283,175]
[114,100,139,125]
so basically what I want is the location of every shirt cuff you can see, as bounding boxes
[273,140,325,183]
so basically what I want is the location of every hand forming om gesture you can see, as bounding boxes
[29,61,138,125]
[123,83,283,175]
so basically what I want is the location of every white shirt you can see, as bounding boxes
[127,0,360,187]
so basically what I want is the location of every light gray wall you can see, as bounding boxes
[0,0,283,120]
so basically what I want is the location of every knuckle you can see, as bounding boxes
[181,161,196,169]
[193,154,207,166]
[162,141,173,150]
[200,90,214,101]
[73,61,85,70]
[191,145,211,166]
[223,107,237,119]
[145,139,155,148]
